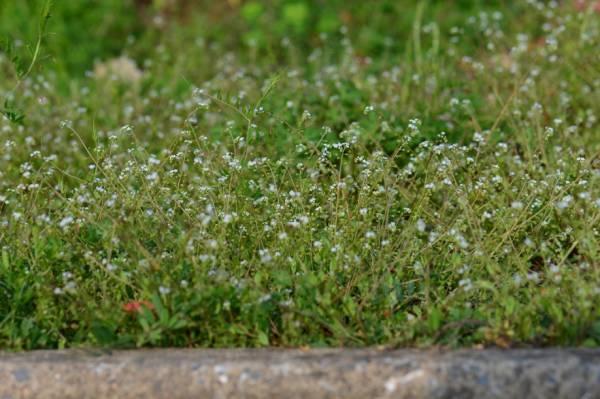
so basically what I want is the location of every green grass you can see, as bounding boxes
[0,0,599,350]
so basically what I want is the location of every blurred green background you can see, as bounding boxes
[0,0,526,76]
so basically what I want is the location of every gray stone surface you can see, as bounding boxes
[0,348,599,398]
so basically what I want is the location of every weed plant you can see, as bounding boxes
[0,0,598,349]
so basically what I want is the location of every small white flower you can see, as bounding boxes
[146,171,159,181]
[59,216,74,229]
[64,281,77,292]
[513,274,522,286]
[159,286,171,295]
[259,294,272,303]
[511,201,524,210]
[277,232,288,241]
[526,272,540,283]
[259,249,272,264]
[555,195,572,210]
[301,110,312,121]
[458,278,473,292]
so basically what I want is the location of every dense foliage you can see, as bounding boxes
[0,0,599,349]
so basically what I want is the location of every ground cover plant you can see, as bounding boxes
[0,0,599,350]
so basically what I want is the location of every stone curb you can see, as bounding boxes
[1,348,599,398]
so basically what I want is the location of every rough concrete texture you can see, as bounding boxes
[0,348,599,399]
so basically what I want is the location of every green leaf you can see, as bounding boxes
[241,2,264,22]
[317,13,339,33]
[1,249,9,271]
[428,307,443,332]
[282,2,309,31]
[139,316,150,332]
[169,317,187,330]
[257,330,269,346]
[151,294,169,325]
[91,321,116,345]
[1,100,25,125]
